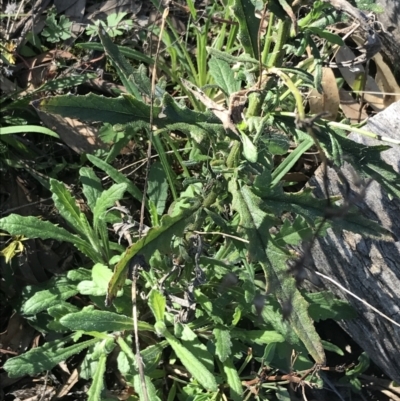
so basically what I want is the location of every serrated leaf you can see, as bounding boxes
[106,198,202,305]
[308,27,343,45]
[47,303,80,331]
[33,90,227,145]
[213,328,232,362]
[32,93,157,126]
[208,57,241,96]
[232,0,260,59]
[77,42,154,66]
[59,309,154,332]
[265,241,326,364]
[117,336,168,375]
[148,289,166,322]
[264,131,290,155]
[207,47,259,66]
[87,352,106,401]
[3,336,100,378]
[229,181,326,364]
[0,214,100,262]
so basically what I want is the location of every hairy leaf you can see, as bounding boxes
[229,180,326,364]
[213,328,232,362]
[60,309,154,332]
[232,0,260,59]
[4,336,100,378]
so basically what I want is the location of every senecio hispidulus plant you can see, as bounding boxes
[1,1,399,400]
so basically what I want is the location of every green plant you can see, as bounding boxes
[41,8,72,43]
[339,352,370,392]
[1,0,399,400]
[85,12,134,38]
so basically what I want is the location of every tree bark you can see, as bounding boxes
[303,101,400,383]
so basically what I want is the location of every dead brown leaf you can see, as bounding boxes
[35,110,107,154]
[339,88,368,123]
[309,67,340,120]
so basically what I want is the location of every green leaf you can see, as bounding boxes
[264,131,290,155]
[93,183,127,231]
[32,91,226,144]
[148,289,166,322]
[223,357,243,401]
[328,129,400,199]
[87,154,143,203]
[77,42,154,66]
[3,336,100,378]
[265,241,326,364]
[47,303,80,331]
[148,161,169,216]
[155,321,218,392]
[308,27,344,46]
[50,179,87,236]
[22,277,78,315]
[0,214,99,262]
[241,131,258,162]
[160,92,225,141]
[87,352,106,401]
[305,291,357,321]
[33,93,156,126]
[273,216,314,246]
[80,167,103,212]
[262,187,394,240]
[0,125,59,138]
[5,73,96,111]
[208,57,241,96]
[213,328,232,362]
[78,263,113,296]
[231,329,285,345]
[271,138,314,186]
[117,336,168,375]
[133,374,162,401]
[229,181,326,364]
[207,46,259,66]
[232,0,260,59]
[98,27,142,99]
[350,352,369,375]
[179,324,214,372]
[59,309,154,332]
[106,198,202,305]
[321,340,344,355]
